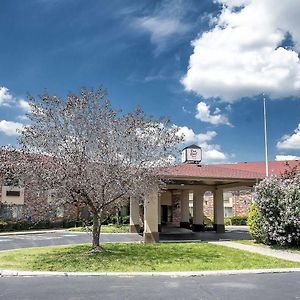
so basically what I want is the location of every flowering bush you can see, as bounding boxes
[247,203,265,243]
[252,173,300,247]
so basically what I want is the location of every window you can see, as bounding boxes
[56,206,64,218]
[6,190,21,197]
[223,192,233,203]
[224,207,233,218]
[0,205,23,220]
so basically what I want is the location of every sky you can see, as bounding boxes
[0,0,300,164]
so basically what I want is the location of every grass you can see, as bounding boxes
[0,242,299,272]
[236,240,300,253]
[68,225,129,233]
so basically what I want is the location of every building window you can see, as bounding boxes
[6,190,21,197]
[224,207,233,218]
[0,205,23,220]
[223,192,233,203]
[56,207,64,218]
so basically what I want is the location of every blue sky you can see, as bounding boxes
[1,0,300,163]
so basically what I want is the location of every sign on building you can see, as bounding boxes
[181,145,202,164]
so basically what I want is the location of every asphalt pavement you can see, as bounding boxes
[0,226,251,251]
[0,231,142,251]
[0,272,300,300]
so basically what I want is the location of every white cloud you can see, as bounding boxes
[182,0,300,102]
[176,126,216,144]
[204,148,227,162]
[0,120,23,136]
[275,155,300,161]
[137,17,190,46]
[195,102,232,126]
[0,87,13,106]
[175,125,229,163]
[18,99,31,112]
[133,0,191,53]
[277,124,300,150]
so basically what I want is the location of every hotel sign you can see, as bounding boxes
[181,146,202,163]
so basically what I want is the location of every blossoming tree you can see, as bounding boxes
[0,88,181,249]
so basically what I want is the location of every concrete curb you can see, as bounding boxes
[1,268,300,278]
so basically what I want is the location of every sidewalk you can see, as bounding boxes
[209,241,300,263]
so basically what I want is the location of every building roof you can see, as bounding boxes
[182,144,202,150]
[162,160,300,180]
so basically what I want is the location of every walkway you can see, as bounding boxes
[210,241,300,263]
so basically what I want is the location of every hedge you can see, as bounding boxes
[0,219,83,232]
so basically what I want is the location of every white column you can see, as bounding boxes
[192,189,205,231]
[213,188,225,233]
[180,190,190,228]
[144,192,159,243]
[129,197,140,233]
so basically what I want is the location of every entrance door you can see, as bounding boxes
[161,205,168,224]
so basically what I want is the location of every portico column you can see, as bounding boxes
[144,192,159,243]
[180,190,190,229]
[213,188,225,233]
[158,194,161,232]
[192,189,205,232]
[129,197,140,233]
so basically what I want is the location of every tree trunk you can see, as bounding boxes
[92,213,101,249]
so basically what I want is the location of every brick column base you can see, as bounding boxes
[192,224,205,232]
[180,222,191,229]
[129,224,140,233]
[143,232,159,243]
[214,224,225,233]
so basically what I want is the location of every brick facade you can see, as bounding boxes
[202,189,252,218]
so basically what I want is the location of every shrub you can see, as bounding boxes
[231,215,248,226]
[224,218,232,226]
[254,173,300,247]
[0,220,13,232]
[204,215,213,226]
[247,203,265,243]
[32,219,51,229]
[121,215,130,224]
[12,220,32,231]
[63,219,79,228]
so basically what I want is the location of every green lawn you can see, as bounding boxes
[236,240,300,253]
[68,225,129,233]
[0,242,299,272]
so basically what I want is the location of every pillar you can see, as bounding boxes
[158,194,161,232]
[213,188,225,233]
[129,197,140,233]
[180,190,190,229]
[192,189,205,231]
[144,192,159,243]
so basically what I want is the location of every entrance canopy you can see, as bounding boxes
[130,160,300,242]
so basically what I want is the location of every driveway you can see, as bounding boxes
[0,231,142,251]
[0,226,252,251]
[0,272,299,300]
[160,225,252,241]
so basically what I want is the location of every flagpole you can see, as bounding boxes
[263,94,269,177]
